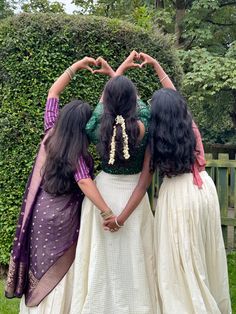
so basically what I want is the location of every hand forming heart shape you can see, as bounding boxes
[81,50,153,76]
[93,57,114,76]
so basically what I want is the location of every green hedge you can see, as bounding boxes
[0,13,182,265]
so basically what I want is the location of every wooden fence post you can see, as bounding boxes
[216,154,229,247]
[205,153,214,179]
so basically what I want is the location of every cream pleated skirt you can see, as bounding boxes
[70,171,157,314]
[154,171,231,314]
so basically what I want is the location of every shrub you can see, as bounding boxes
[0,13,182,265]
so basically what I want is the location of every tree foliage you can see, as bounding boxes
[179,47,236,142]
[73,0,236,143]
[20,0,65,13]
[0,0,16,19]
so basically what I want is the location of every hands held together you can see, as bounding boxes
[74,50,160,77]
[99,209,123,233]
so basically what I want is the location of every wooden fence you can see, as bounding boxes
[150,153,236,250]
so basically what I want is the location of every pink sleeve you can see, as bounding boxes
[192,121,206,189]
[74,156,91,182]
[192,121,206,170]
[44,98,59,132]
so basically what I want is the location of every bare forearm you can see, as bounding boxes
[115,50,140,76]
[48,57,96,99]
[117,149,153,225]
[153,62,176,90]
[48,63,78,98]
[78,178,110,213]
[118,176,152,225]
[115,63,126,76]
[106,68,116,78]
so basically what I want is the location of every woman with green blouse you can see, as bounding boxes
[70,52,158,313]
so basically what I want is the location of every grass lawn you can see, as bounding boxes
[228,251,236,312]
[0,252,236,313]
[0,279,20,314]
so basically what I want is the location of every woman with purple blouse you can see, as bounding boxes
[5,57,113,313]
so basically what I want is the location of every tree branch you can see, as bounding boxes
[222,88,235,92]
[219,2,236,8]
[206,19,236,27]
[183,35,197,50]
[207,1,236,15]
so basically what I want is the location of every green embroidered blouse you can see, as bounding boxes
[86,99,150,175]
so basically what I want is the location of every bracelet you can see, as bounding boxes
[102,213,114,220]
[115,216,123,228]
[65,66,75,80]
[160,74,168,83]
[100,209,114,220]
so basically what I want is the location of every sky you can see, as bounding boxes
[15,0,80,14]
[55,1,78,14]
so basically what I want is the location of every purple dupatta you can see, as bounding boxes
[5,131,86,306]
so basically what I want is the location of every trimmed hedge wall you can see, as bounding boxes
[0,13,182,265]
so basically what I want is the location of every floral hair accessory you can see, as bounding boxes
[108,115,130,165]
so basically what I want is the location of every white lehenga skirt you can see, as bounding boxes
[70,171,158,314]
[154,171,231,314]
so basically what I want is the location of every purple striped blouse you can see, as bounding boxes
[44,97,91,182]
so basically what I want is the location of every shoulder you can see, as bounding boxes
[137,120,145,141]
[136,98,150,131]
[85,102,104,144]
[137,99,150,119]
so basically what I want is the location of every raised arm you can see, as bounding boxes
[103,148,153,230]
[92,52,140,100]
[48,57,97,99]
[139,52,176,90]
[93,57,116,77]
[44,57,97,132]
[115,50,141,76]
[92,57,116,103]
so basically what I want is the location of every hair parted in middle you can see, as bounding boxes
[99,75,140,165]
[148,88,196,176]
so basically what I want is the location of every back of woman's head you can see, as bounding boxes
[43,100,92,195]
[100,76,139,164]
[149,88,196,176]
[103,75,137,117]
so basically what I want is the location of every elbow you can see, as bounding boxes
[78,178,91,190]
[48,88,58,99]
[137,182,149,195]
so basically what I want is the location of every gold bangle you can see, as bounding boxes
[103,214,114,220]
[115,216,123,228]
[100,209,114,219]
[68,66,75,76]
[160,74,168,83]
[65,66,75,80]
[65,69,73,80]
[101,212,113,218]
[100,209,112,217]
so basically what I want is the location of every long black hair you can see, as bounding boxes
[43,100,92,195]
[99,75,139,164]
[149,88,196,176]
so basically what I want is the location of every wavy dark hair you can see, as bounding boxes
[149,88,196,176]
[43,100,92,195]
[99,75,139,164]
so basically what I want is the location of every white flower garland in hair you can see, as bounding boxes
[108,125,116,165]
[108,115,130,165]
